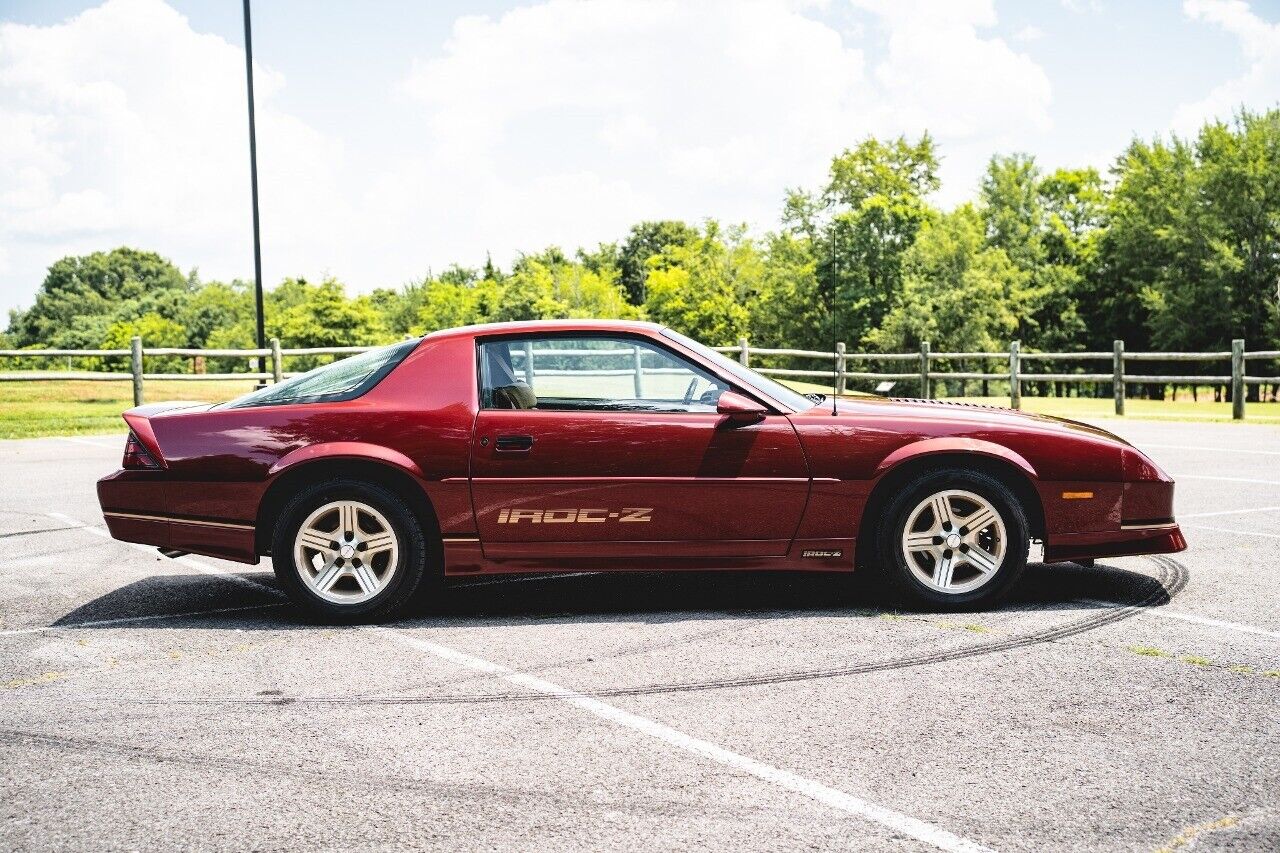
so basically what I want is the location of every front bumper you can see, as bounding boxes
[1043,523,1186,562]
[1040,444,1186,562]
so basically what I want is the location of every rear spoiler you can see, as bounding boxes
[120,401,208,469]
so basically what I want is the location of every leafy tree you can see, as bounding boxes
[615,220,699,304]
[644,222,754,344]
[788,135,941,344]
[1193,111,1280,353]
[11,247,191,347]
[981,154,1043,268]
[747,231,824,349]
[491,253,640,323]
[417,278,499,332]
[264,278,386,370]
[1094,136,1204,352]
[8,116,1279,388]
[102,312,188,373]
[979,155,1086,349]
[867,205,1024,354]
[368,283,426,338]
[180,281,254,348]
[1095,111,1280,399]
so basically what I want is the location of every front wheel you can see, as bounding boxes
[868,470,1029,610]
[271,479,430,623]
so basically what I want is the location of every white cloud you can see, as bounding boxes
[1174,0,1280,132]
[393,0,1052,254]
[0,0,346,311]
[1014,24,1044,42]
[849,0,1051,139]
[0,0,1054,314]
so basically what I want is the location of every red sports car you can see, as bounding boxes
[97,320,1185,622]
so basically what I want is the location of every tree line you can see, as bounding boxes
[4,110,1278,388]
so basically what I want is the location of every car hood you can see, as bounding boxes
[817,396,1132,446]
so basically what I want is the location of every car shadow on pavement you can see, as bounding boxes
[53,559,1176,632]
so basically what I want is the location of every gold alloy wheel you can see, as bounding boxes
[293,500,400,604]
[900,489,1008,594]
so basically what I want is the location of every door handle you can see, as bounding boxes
[494,434,535,453]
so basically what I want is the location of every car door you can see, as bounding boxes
[469,333,810,561]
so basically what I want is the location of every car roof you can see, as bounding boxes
[424,319,666,341]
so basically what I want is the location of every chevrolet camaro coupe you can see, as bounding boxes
[97,320,1185,622]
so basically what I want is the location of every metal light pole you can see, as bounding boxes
[242,0,266,384]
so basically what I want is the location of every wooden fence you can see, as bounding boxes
[714,337,1277,420]
[1,336,1277,420]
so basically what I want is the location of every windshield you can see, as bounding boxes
[224,339,419,409]
[660,329,817,412]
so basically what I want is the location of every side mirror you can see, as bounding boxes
[716,390,767,423]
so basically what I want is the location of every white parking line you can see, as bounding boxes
[1182,523,1280,540]
[1171,474,1279,486]
[46,512,277,593]
[1076,599,1280,641]
[369,626,994,853]
[53,436,121,448]
[1145,444,1280,457]
[1181,506,1280,519]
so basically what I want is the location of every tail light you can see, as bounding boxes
[123,432,159,469]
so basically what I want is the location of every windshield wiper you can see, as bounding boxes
[804,393,826,404]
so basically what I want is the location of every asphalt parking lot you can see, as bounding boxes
[1,418,1278,852]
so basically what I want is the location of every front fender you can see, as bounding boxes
[268,441,427,480]
[873,436,1038,480]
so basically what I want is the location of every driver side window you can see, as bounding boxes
[479,336,727,413]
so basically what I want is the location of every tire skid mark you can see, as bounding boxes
[0,727,614,809]
[0,525,82,541]
[41,556,1189,708]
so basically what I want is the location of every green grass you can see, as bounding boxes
[777,379,1280,423]
[0,379,257,439]
[777,379,876,398]
[944,394,1280,423]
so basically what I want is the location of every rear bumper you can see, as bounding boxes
[97,471,259,564]
[1044,523,1186,562]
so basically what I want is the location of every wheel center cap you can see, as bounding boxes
[340,544,355,559]
[945,532,962,549]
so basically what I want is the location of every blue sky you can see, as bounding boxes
[1,0,1277,315]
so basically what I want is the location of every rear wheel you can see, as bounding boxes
[272,479,430,623]
[868,469,1028,610]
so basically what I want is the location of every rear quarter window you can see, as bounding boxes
[224,339,419,409]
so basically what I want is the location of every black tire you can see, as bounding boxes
[865,468,1029,611]
[271,478,434,623]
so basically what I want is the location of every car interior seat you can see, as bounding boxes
[486,346,538,409]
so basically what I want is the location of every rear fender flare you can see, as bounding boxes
[268,442,427,480]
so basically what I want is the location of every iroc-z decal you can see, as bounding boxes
[496,508,654,524]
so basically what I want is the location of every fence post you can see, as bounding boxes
[835,342,846,395]
[1113,340,1125,416]
[919,341,931,399]
[738,337,749,367]
[1008,340,1021,410]
[631,345,645,398]
[270,337,283,383]
[1231,338,1245,420]
[130,336,144,407]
